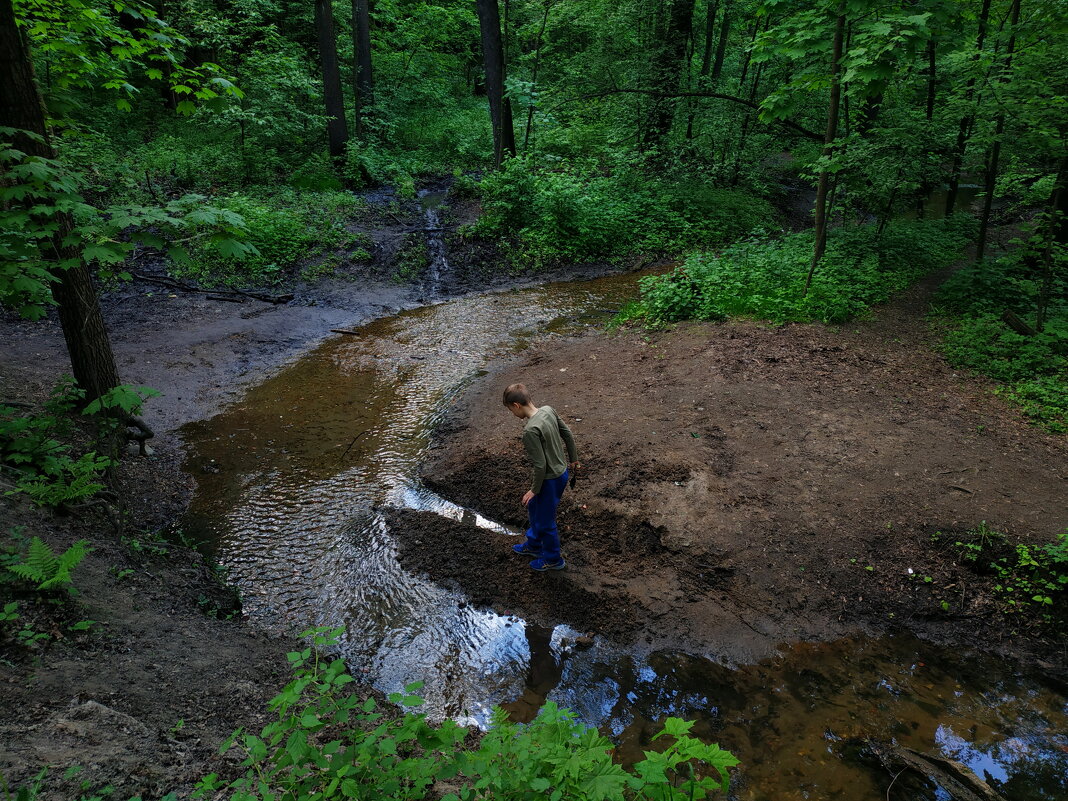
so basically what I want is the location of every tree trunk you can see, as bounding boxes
[710,0,731,84]
[476,0,516,167]
[0,0,121,402]
[803,7,846,297]
[351,0,373,137]
[915,38,937,218]
[685,1,718,140]
[737,14,762,89]
[643,0,696,149]
[1035,156,1068,332]
[700,1,718,76]
[976,0,1021,262]
[315,0,348,162]
[945,0,992,216]
[523,0,552,152]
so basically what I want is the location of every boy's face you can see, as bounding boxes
[506,402,525,419]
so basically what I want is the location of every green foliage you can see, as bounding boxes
[474,158,776,265]
[622,216,974,326]
[953,525,1068,616]
[1,380,160,507]
[180,190,370,287]
[3,536,90,594]
[194,627,737,801]
[0,401,109,508]
[935,253,1067,432]
[0,128,256,320]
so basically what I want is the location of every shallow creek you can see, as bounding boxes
[181,270,1066,800]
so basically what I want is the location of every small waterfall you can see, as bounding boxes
[417,189,448,298]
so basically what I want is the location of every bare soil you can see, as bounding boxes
[0,188,666,797]
[404,272,1068,671]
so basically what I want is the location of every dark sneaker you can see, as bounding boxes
[512,543,540,557]
[530,557,566,571]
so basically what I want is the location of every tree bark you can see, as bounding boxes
[643,0,696,149]
[315,0,348,162]
[685,0,718,140]
[0,0,121,402]
[351,0,373,137]
[1033,157,1066,332]
[803,7,846,297]
[916,38,937,218]
[945,0,992,216]
[976,0,1021,262]
[523,0,552,152]
[476,0,516,167]
[710,0,731,84]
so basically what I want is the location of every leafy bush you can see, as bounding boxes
[935,253,1067,432]
[473,158,776,265]
[2,536,90,594]
[953,525,1068,616]
[180,189,370,287]
[623,216,975,326]
[194,627,738,801]
[1,380,158,507]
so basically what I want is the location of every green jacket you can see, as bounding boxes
[522,405,578,494]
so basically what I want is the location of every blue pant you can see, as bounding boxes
[524,470,568,563]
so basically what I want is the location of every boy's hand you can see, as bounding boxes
[522,490,535,506]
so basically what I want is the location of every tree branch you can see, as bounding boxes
[549,88,824,141]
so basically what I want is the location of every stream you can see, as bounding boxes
[180,200,1066,800]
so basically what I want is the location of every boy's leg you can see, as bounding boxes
[529,471,568,564]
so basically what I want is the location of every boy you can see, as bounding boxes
[503,383,578,571]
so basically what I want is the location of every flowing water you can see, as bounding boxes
[181,264,1067,800]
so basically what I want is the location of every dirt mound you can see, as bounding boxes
[409,318,1068,667]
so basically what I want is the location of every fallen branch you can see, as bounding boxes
[867,740,1006,801]
[330,329,361,336]
[131,271,294,305]
[1001,309,1037,336]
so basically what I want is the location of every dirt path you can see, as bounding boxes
[405,267,1067,670]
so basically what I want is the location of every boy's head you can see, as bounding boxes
[503,383,533,418]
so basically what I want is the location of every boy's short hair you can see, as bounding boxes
[503,383,532,406]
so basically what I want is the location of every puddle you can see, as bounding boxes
[181,269,1067,799]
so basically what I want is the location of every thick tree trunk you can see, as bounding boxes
[643,0,696,149]
[475,0,516,167]
[315,0,348,162]
[803,7,846,297]
[351,0,373,137]
[976,0,1021,262]
[945,0,992,216]
[0,0,121,402]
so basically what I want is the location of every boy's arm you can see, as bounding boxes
[522,428,547,495]
[555,412,578,464]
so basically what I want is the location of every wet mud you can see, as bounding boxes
[414,318,1067,668]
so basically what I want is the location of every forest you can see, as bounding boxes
[1,0,1067,799]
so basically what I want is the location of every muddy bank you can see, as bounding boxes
[410,297,1067,669]
[0,484,297,798]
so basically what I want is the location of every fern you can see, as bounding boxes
[6,537,90,593]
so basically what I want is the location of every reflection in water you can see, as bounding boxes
[501,624,567,723]
[181,271,1067,799]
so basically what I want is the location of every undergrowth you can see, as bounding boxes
[934,251,1067,432]
[943,523,1068,620]
[188,627,738,801]
[615,215,975,326]
[471,158,776,265]
[179,189,371,288]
